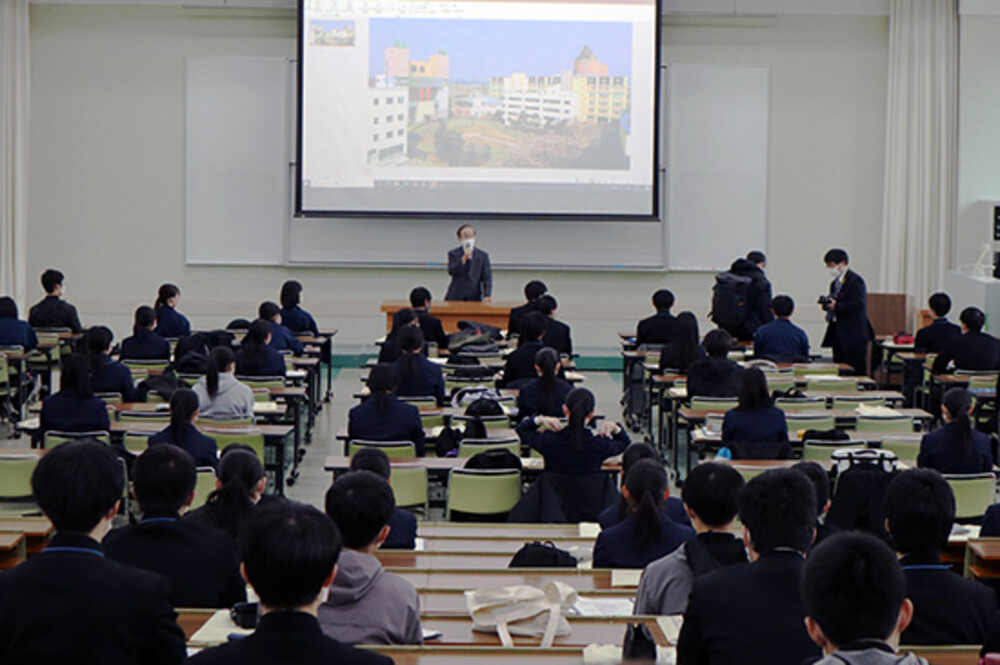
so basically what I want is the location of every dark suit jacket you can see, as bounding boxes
[686,357,744,398]
[392,354,446,405]
[187,611,393,665]
[383,508,417,549]
[28,295,82,332]
[516,418,630,475]
[416,310,449,350]
[659,343,706,374]
[149,423,220,470]
[982,504,1000,536]
[677,550,820,665]
[445,247,492,301]
[348,394,426,456]
[721,406,789,446]
[899,554,999,645]
[120,330,171,361]
[515,377,573,419]
[104,513,245,609]
[932,331,1000,374]
[154,306,191,339]
[917,421,993,474]
[821,269,872,352]
[915,318,962,354]
[39,389,110,437]
[507,301,535,339]
[268,322,304,356]
[636,312,676,348]
[0,317,37,350]
[236,346,286,378]
[593,512,695,569]
[501,340,547,387]
[279,306,319,336]
[92,356,139,402]
[544,318,573,356]
[0,533,186,665]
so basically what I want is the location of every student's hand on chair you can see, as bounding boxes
[596,421,622,438]
[534,416,563,432]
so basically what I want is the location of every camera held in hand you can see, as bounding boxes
[817,295,833,308]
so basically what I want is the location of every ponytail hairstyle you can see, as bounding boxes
[397,326,425,388]
[168,388,199,450]
[367,363,399,415]
[242,319,272,368]
[61,353,94,398]
[280,280,302,310]
[207,346,237,399]
[133,306,156,335]
[667,311,701,371]
[205,446,264,539]
[564,387,595,452]
[625,459,667,551]
[615,442,660,522]
[534,347,561,415]
[83,326,114,374]
[942,387,975,458]
[155,283,180,309]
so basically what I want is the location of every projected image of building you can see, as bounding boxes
[380,43,450,124]
[367,88,408,166]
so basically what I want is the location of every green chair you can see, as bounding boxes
[117,411,169,423]
[400,396,437,407]
[43,430,111,449]
[764,374,796,393]
[122,359,170,373]
[944,473,996,520]
[457,438,520,458]
[446,468,522,519]
[793,364,839,377]
[955,371,999,390]
[238,376,286,391]
[347,440,416,458]
[390,464,428,511]
[189,467,218,510]
[251,388,271,403]
[807,377,860,391]
[419,411,447,430]
[123,431,152,454]
[785,414,836,432]
[95,392,124,406]
[202,428,265,464]
[690,397,737,413]
[128,369,150,383]
[0,453,41,516]
[453,414,511,431]
[731,463,769,483]
[775,397,827,412]
[832,395,886,408]
[802,439,866,463]
[200,416,254,427]
[879,436,921,463]
[855,416,914,434]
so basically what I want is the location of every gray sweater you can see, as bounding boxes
[193,373,255,420]
[813,647,928,665]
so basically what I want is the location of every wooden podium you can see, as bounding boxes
[380,300,520,334]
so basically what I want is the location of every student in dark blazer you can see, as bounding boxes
[721,368,790,454]
[752,295,810,362]
[38,353,111,440]
[27,268,83,332]
[378,308,419,365]
[677,468,821,665]
[515,347,573,420]
[535,294,572,356]
[915,293,962,353]
[793,461,839,548]
[820,248,873,376]
[348,364,426,456]
[104,445,245,609]
[349,448,418,550]
[236,319,287,378]
[508,280,546,339]
[445,224,492,302]
[187,502,392,665]
[884,470,999,645]
[279,280,320,336]
[982,503,1000,537]
[931,307,1000,374]
[593,460,695,569]
[635,289,677,348]
[0,440,186,665]
[658,312,706,374]
[686,328,743,398]
[599,442,691,529]
[85,325,139,402]
[725,251,774,341]
[120,306,171,361]
[185,446,266,541]
[259,301,304,356]
[0,297,37,350]
[500,312,549,388]
[918,388,993,474]
[148,388,220,470]
[516,387,630,474]
[409,286,449,350]
[153,283,191,339]
[392,327,446,406]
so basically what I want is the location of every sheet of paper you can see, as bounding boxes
[189,610,253,645]
[413,537,426,551]
[578,522,601,538]
[583,644,676,664]
[854,405,902,417]
[573,596,634,617]
[252,402,279,414]
[656,615,684,643]
[611,569,642,587]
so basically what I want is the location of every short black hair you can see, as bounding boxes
[240,500,341,609]
[682,462,744,528]
[524,280,547,301]
[325,471,395,549]
[456,223,475,237]
[521,312,548,342]
[703,328,733,358]
[772,295,794,318]
[366,363,399,394]
[792,461,831,511]
[32,440,123,533]
[409,287,432,309]
[746,251,766,265]
[884,469,954,557]
[960,307,985,333]
[41,269,64,294]
[0,296,17,319]
[258,301,281,321]
[803,532,906,647]
[928,293,952,318]
[739,468,817,554]
[280,280,302,309]
[133,444,197,514]
[652,289,675,312]
[622,442,659,476]
[349,447,391,479]
[535,295,557,316]
[823,248,849,265]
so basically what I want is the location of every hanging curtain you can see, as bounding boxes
[0,0,29,307]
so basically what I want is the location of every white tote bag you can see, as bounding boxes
[466,581,578,647]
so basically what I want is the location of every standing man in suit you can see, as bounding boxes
[409,286,449,350]
[635,289,677,348]
[445,224,492,302]
[28,268,83,332]
[0,439,186,665]
[820,248,873,376]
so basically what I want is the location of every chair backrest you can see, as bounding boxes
[123,431,152,455]
[446,468,522,518]
[122,359,170,372]
[202,428,265,464]
[95,392,124,405]
[775,397,827,412]
[731,463,769,483]
[785,414,836,432]
[347,440,416,458]
[419,411,447,430]
[944,473,996,520]
[400,396,436,407]
[43,430,111,449]
[390,464,428,510]
[690,397,738,412]
[0,454,40,499]
[855,416,914,434]
[764,375,796,393]
[237,376,285,390]
[251,388,270,403]
[453,414,511,430]
[0,353,9,384]
[956,372,1000,390]
[793,364,839,377]
[832,395,886,408]
[802,439,866,462]
[807,378,860,391]
[117,411,169,423]
[128,368,150,383]
[200,416,254,427]
[458,438,520,458]
[190,467,217,510]
[878,436,921,462]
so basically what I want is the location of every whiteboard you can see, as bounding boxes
[666,65,769,271]
[185,57,289,265]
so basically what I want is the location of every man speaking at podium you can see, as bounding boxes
[445,224,493,303]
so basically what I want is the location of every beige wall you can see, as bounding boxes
[27,8,888,350]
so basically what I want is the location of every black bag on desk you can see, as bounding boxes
[465,449,522,470]
[508,541,577,568]
[622,622,658,663]
[802,428,850,442]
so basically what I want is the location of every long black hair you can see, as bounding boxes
[168,388,199,449]
[942,387,975,458]
[564,387,595,452]
[397,326,425,389]
[367,364,399,414]
[207,346,236,399]
[61,353,94,398]
[280,280,302,310]
[626,459,667,551]
[155,283,180,309]
[661,311,700,372]
[614,442,660,523]
[133,306,156,335]
[84,326,114,374]
[738,367,772,411]
[204,446,264,539]
[241,319,272,369]
[0,297,17,319]
[534,347,561,415]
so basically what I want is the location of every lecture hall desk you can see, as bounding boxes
[0,532,26,569]
[391,568,620,592]
[416,588,633,614]
[381,300,520,334]
[0,517,52,555]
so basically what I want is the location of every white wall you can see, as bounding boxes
[27,7,888,350]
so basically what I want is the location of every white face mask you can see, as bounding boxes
[828,266,842,279]
[462,238,475,251]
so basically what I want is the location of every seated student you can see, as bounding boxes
[349,448,417,550]
[593,460,695,569]
[500,311,549,387]
[517,387,630,474]
[378,307,419,364]
[658,311,706,374]
[320,471,423,645]
[409,286,448,351]
[636,462,747,615]
[599,442,691,529]
[392,327,446,406]
[635,289,677,348]
[148,388,220,470]
[515,347,573,420]
[0,296,37,350]
[153,283,190,339]
[120,305,170,361]
[917,387,993,474]
[104,445,245,609]
[85,325,139,402]
[534,294,572,356]
[508,279,546,339]
[0,440,186,664]
[884,469,999,645]
[38,353,111,439]
[686,328,744,399]
[188,501,392,665]
[677,468,820,665]
[28,268,83,332]
[258,301,304,356]
[803,532,928,665]
[185,445,266,540]
[721,367,789,456]
[193,347,255,420]
[915,292,962,353]
[752,295,810,362]
[236,319,286,378]
[932,307,1000,374]
[278,280,320,335]
[792,461,838,547]
[349,364,425,456]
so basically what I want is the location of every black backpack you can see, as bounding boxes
[508,541,577,568]
[464,448,522,470]
[710,271,753,332]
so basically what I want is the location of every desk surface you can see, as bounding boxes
[680,407,932,421]
[0,518,52,537]
[417,524,585,539]
[0,532,24,550]
[416,536,595,554]
[417,588,631,615]
[393,569,619,592]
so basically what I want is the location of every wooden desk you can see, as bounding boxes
[964,538,1000,579]
[416,536,594,554]
[0,517,52,554]
[417,588,632,614]
[377,552,519,570]
[0,532,26,569]
[417,523,585,539]
[381,300,519,334]
[421,614,668,648]
[392,569,621,591]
